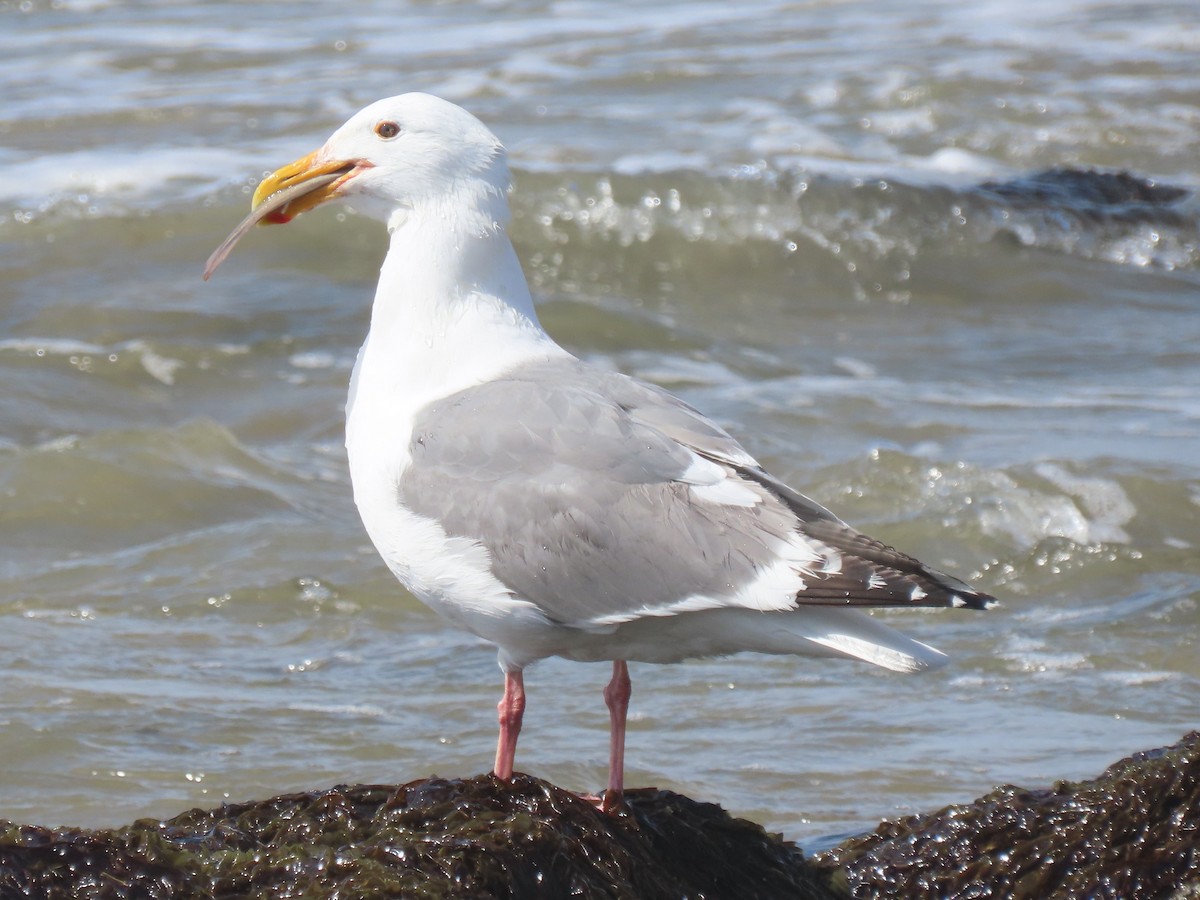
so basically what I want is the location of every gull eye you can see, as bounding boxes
[374,120,401,140]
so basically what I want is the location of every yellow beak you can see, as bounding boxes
[253,150,360,224]
[203,151,363,280]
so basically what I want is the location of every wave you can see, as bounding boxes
[512,166,1199,288]
[5,151,1195,280]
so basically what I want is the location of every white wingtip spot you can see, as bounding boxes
[950,595,967,608]
[820,550,843,575]
[910,585,927,602]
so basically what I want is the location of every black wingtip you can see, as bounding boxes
[950,591,999,611]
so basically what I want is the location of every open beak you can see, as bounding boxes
[203,150,364,281]
[252,151,359,224]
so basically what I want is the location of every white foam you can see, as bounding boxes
[999,636,1091,674]
[126,341,184,386]
[289,351,339,370]
[0,146,257,208]
[0,337,107,356]
[1033,463,1135,544]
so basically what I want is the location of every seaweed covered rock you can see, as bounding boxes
[0,773,838,900]
[6,734,1198,899]
[818,731,1200,899]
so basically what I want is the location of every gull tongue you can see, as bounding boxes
[202,172,344,281]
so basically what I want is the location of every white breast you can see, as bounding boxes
[343,219,573,666]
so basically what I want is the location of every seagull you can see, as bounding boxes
[204,93,996,811]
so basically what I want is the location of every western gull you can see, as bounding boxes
[204,93,996,810]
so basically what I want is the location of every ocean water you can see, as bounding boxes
[1,0,1198,843]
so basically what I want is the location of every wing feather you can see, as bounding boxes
[399,358,995,629]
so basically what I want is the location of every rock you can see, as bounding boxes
[0,773,838,900]
[816,730,1200,899]
[978,168,1188,210]
[4,733,1198,898]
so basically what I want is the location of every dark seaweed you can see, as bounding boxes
[817,731,1200,899]
[5,734,1199,899]
[0,774,837,900]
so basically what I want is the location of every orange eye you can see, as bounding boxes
[375,121,401,139]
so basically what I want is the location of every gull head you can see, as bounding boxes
[204,93,510,279]
[257,93,509,224]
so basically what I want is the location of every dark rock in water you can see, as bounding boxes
[4,734,1198,898]
[0,773,838,900]
[960,168,1197,268]
[978,168,1188,210]
[817,730,1200,899]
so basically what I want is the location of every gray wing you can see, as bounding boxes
[399,358,995,627]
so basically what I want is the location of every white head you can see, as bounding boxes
[203,93,512,278]
[314,93,510,226]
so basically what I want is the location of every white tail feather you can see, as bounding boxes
[561,606,949,672]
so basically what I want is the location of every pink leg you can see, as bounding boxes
[493,669,525,781]
[602,660,631,811]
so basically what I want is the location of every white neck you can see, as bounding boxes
[345,196,569,466]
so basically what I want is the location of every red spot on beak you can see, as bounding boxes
[264,209,294,225]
